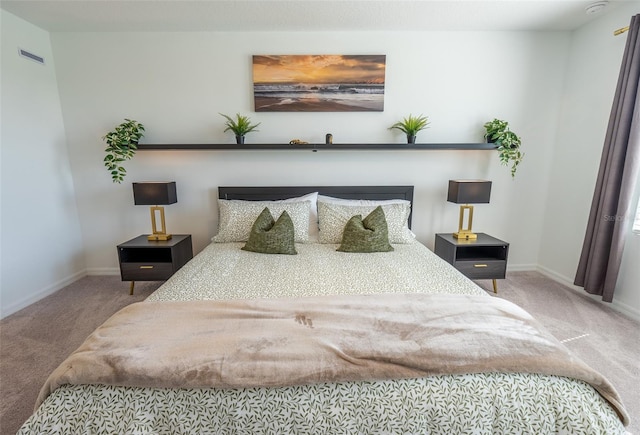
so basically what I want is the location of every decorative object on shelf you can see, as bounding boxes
[326,133,333,144]
[253,55,386,112]
[483,118,524,178]
[133,181,177,241]
[389,114,430,143]
[220,113,260,144]
[289,139,309,145]
[447,179,492,240]
[103,119,145,183]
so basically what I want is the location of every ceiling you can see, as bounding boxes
[0,0,627,33]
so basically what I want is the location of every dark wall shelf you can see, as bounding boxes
[137,143,496,152]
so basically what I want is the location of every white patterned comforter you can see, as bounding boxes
[147,242,485,302]
[19,242,627,434]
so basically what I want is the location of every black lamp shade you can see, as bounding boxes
[447,180,491,204]
[133,182,177,205]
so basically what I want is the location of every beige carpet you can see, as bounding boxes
[0,272,638,434]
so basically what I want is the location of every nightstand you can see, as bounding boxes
[434,233,509,293]
[117,234,193,294]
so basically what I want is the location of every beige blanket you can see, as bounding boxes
[36,293,628,425]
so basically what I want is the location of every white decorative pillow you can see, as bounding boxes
[213,200,311,243]
[317,200,415,244]
[280,192,319,242]
[317,195,409,207]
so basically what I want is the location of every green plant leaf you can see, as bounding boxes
[220,112,260,136]
[484,118,523,178]
[103,119,144,183]
[389,114,430,136]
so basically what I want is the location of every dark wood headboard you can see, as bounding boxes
[218,185,414,228]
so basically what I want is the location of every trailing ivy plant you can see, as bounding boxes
[483,118,524,178]
[103,119,145,183]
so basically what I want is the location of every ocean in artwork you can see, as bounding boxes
[254,83,384,111]
[253,55,386,112]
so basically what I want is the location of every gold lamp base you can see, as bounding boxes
[453,230,478,240]
[453,204,477,240]
[147,233,173,241]
[147,205,172,241]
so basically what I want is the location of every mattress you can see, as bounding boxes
[19,242,627,434]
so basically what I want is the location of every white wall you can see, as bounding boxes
[539,2,640,317]
[0,10,85,317]
[616,171,640,315]
[5,6,637,319]
[49,30,569,274]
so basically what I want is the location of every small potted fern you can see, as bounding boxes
[389,114,430,144]
[220,113,260,144]
[103,119,145,183]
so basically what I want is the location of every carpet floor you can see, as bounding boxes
[0,272,638,434]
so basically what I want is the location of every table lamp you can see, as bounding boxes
[132,181,177,241]
[447,180,492,240]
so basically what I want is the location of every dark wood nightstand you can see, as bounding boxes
[434,233,509,293]
[117,234,193,294]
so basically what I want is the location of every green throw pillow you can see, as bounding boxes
[242,207,297,255]
[337,206,394,253]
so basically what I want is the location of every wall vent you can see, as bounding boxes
[18,48,45,65]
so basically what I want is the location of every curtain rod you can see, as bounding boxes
[614,26,629,36]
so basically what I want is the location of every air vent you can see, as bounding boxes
[18,48,45,65]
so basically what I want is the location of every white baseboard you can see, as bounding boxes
[1,270,87,319]
[536,265,640,322]
[86,267,120,276]
[507,263,537,272]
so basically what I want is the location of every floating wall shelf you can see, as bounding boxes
[137,143,496,152]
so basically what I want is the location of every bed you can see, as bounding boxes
[19,185,628,434]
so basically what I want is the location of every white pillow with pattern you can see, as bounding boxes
[317,200,415,244]
[213,200,311,243]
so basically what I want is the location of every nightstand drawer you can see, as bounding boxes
[120,262,174,281]
[455,260,506,279]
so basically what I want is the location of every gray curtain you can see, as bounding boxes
[575,14,640,302]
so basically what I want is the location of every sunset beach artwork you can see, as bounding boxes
[253,55,386,112]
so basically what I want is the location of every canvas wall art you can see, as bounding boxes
[252,55,386,112]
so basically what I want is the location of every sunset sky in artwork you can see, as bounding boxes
[253,55,386,84]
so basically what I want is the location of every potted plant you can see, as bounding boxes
[389,114,430,143]
[103,119,145,183]
[220,113,260,144]
[484,118,524,178]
